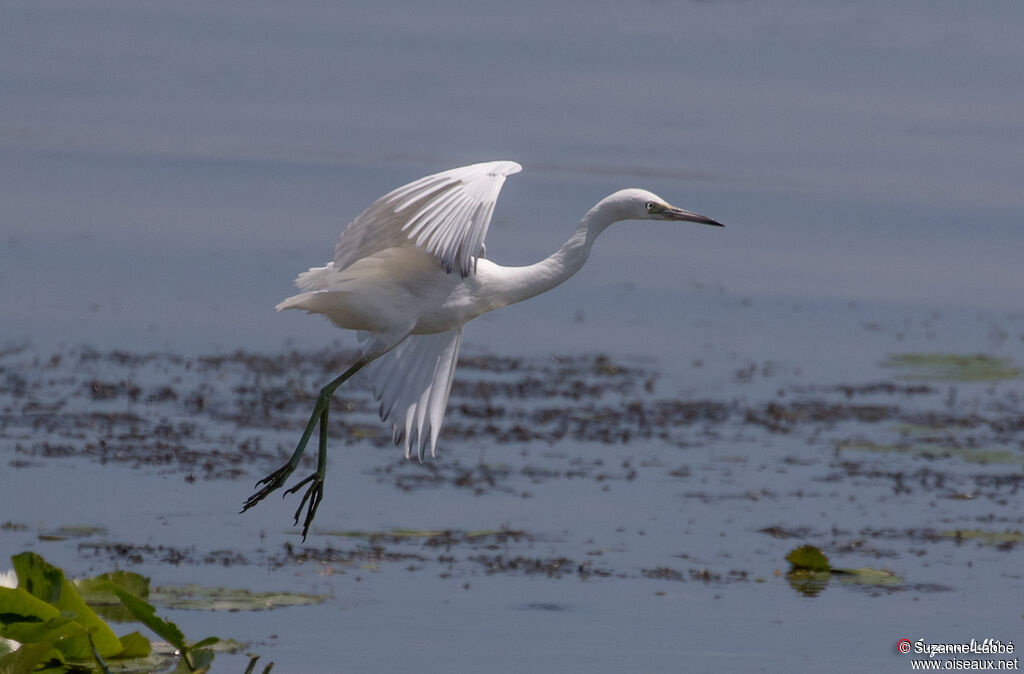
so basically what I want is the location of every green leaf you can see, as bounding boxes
[150,584,325,611]
[0,641,59,674]
[75,571,150,605]
[88,634,113,674]
[0,614,78,649]
[191,636,220,650]
[91,602,142,625]
[0,585,61,622]
[91,643,180,673]
[785,545,831,572]
[79,571,152,624]
[116,631,153,659]
[110,587,186,651]
[189,647,215,671]
[171,656,194,674]
[77,571,151,624]
[11,553,63,604]
[0,587,65,643]
[10,553,123,659]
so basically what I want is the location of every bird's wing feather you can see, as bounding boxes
[333,160,522,277]
[362,327,464,459]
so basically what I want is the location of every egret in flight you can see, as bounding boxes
[243,161,722,538]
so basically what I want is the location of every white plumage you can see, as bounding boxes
[245,160,723,538]
[362,327,463,460]
[277,161,521,459]
[332,160,521,277]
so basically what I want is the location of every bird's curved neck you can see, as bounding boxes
[492,201,618,308]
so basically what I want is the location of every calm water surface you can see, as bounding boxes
[2,1,1022,671]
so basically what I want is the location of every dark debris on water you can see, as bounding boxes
[3,345,1023,591]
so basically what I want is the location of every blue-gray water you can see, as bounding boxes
[2,1,1022,672]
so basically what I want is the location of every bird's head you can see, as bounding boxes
[604,188,723,227]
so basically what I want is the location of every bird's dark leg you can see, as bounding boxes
[286,403,329,540]
[241,356,369,537]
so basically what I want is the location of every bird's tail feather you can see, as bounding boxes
[294,262,336,291]
[274,293,315,312]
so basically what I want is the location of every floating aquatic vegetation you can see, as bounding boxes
[150,584,325,612]
[786,544,830,572]
[0,552,213,672]
[881,353,1020,382]
[837,441,1024,466]
[784,545,901,597]
[0,552,271,673]
[938,529,1024,548]
[37,525,108,542]
[3,344,1023,618]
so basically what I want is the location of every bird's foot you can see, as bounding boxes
[286,472,325,542]
[241,463,296,513]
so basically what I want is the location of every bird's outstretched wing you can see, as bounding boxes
[362,327,464,460]
[333,160,522,277]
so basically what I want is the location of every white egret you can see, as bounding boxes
[242,160,723,538]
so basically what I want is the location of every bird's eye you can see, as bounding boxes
[645,201,656,212]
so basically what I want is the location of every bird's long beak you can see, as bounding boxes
[664,204,724,227]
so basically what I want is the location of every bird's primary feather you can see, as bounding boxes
[332,160,522,277]
[361,327,464,460]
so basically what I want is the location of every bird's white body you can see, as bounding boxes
[280,250,517,336]
[279,224,590,337]
[245,160,722,537]
[275,160,722,460]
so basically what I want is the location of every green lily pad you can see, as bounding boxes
[111,586,187,652]
[835,567,902,587]
[150,584,326,611]
[838,441,1024,466]
[37,525,108,542]
[86,642,180,674]
[73,570,152,624]
[786,545,831,572]
[939,529,1024,546]
[109,640,244,674]
[783,545,902,596]
[75,570,151,604]
[881,353,1020,382]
